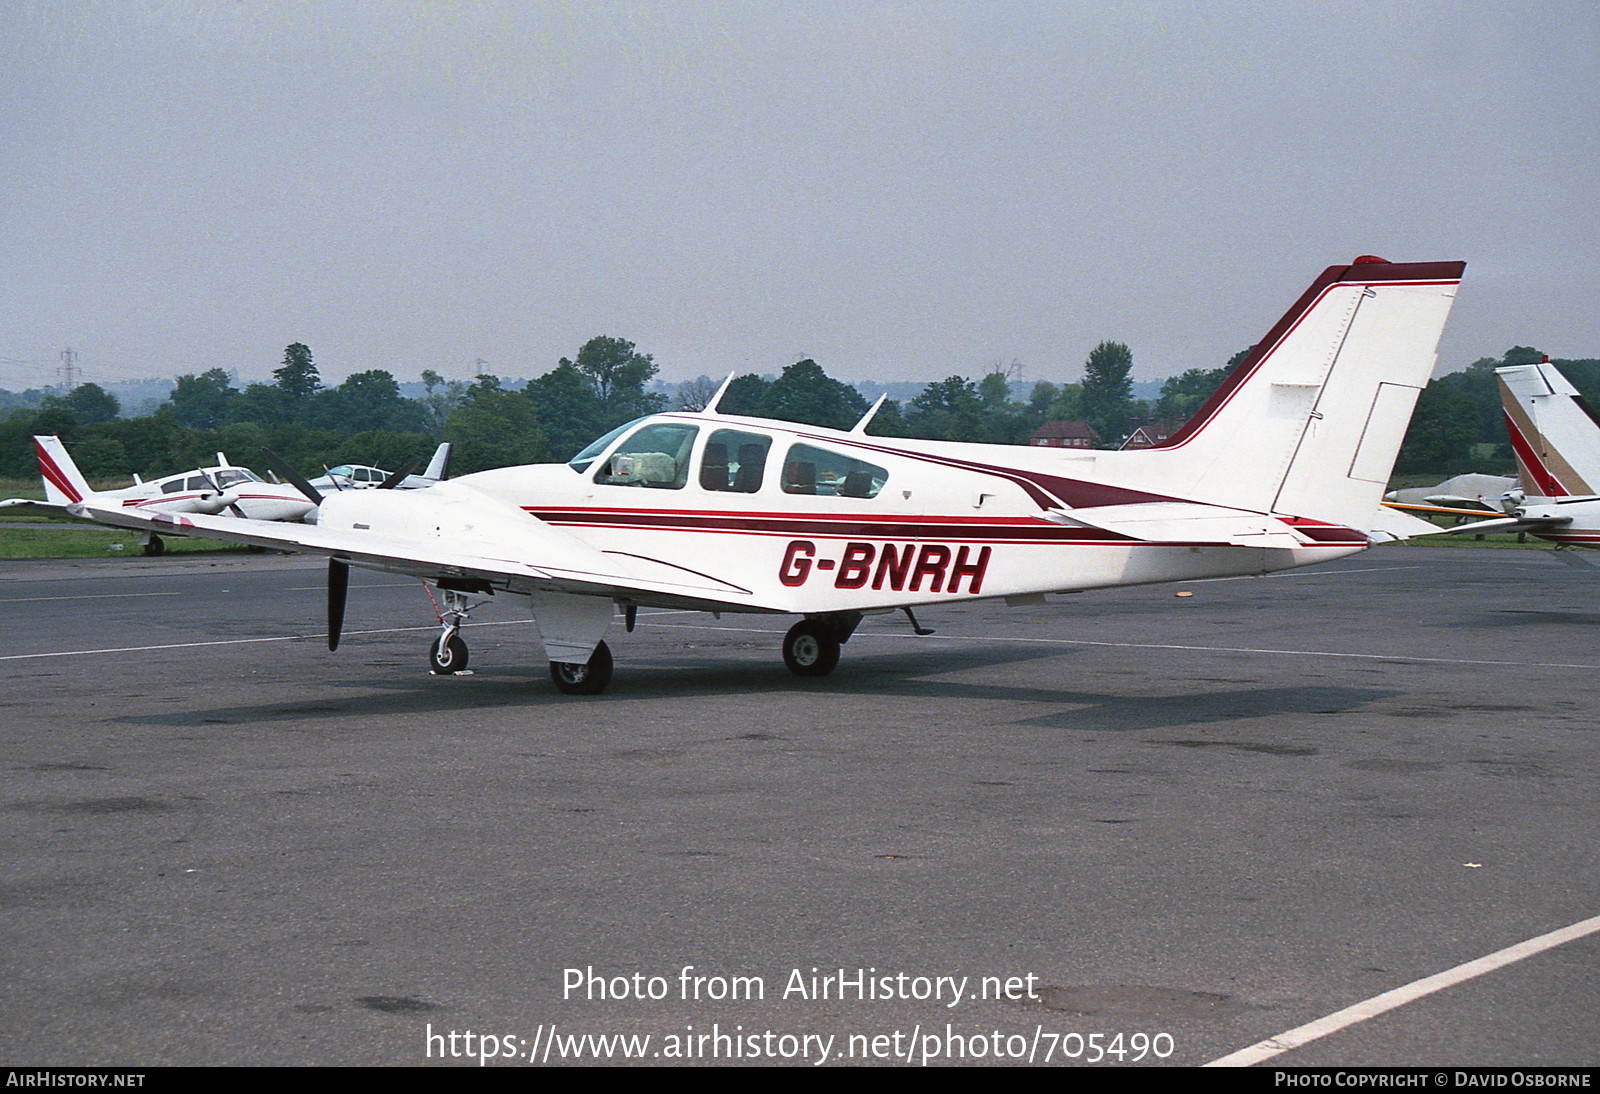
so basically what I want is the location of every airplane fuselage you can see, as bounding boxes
[414,413,1370,616]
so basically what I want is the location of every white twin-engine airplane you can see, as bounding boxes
[1414,360,1600,548]
[306,442,452,494]
[6,443,316,555]
[46,256,1464,694]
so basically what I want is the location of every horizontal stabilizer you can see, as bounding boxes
[1366,505,1451,541]
[1041,501,1306,549]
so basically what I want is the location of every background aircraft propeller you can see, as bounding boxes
[377,464,415,490]
[258,448,323,506]
[198,470,247,518]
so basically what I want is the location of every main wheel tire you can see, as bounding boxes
[782,620,840,677]
[142,536,165,557]
[550,640,614,695]
[429,632,469,674]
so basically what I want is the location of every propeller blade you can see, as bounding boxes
[258,448,323,505]
[328,558,349,651]
[376,464,416,490]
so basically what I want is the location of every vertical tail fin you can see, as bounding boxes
[34,435,93,506]
[1496,362,1600,498]
[1135,257,1465,529]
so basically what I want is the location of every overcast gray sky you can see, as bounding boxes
[3,1,1596,392]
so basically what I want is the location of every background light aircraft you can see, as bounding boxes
[5,438,315,555]
[1383,472,1517,515]
[1406,360,1600,547]
[51,257,1464,693]
[306,443,452,493]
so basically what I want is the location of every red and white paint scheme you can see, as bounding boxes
[1396,361,1600,548]
[7,439,316,555]
[59,257,1464,693]
[1437,361,1600,548]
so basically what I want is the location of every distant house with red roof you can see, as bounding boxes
[1119,421,1181,450]
[1028,421,1098,449]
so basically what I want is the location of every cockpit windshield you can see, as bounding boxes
[213,469,260,487]
[567,418,648,472]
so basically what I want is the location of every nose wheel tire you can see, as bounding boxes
[550,640,614,695]
[429,633,469,674]
[783,620,840,677]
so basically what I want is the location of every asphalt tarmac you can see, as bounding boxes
[2,545,1596,1067]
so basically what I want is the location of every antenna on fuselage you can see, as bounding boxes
[850,394,888,435]
[704,372,738,415]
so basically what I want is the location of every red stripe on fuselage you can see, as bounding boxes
[525,507,1358,547]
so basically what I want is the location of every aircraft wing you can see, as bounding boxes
[1381,501,1573,537]
[1382,500,1513,519]
[1040,501,1307,548]
[1428,514,1572,536]
[75,492,763,611]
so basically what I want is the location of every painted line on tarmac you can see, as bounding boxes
[7,611,1595,673]
[0,590,185,603]
[0,620,524,661]
[636,619,1600,672]
[1205,913,1600,1067]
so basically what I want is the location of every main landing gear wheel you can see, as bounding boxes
[142,535,164,557]
[550,640,614,696]
[429,632,468,674]
[783,620,840,678]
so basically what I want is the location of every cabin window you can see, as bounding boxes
[699,429,771,493]
[594,422,700,489]
[161,479,186,494]
[780,444,888,498]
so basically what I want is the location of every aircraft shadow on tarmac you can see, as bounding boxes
[110,639,1396,735]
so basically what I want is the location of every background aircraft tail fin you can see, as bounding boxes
[1496,361,1600,498]
[1137,257,1464,531]
[423,442,452,482]
[34,435,93,505]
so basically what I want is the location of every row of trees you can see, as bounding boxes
[3,334,1591,486]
